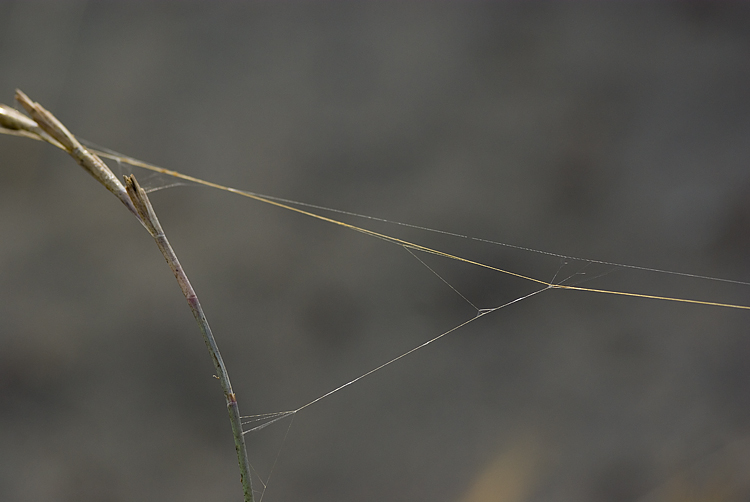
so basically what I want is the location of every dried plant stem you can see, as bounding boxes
[14,90,139,216]
[9,90,255,502]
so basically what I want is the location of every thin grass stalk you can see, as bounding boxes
[125,175,254,502]
[9,90,255,502]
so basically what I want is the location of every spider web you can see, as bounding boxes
[4,126,750,501]
[79,141,750,502]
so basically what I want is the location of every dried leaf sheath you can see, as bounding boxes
[14,90,138,217]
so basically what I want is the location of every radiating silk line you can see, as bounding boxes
[86,145,750,311]
[2,127,749,310]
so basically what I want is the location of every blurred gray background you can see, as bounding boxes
[2,3,750,502]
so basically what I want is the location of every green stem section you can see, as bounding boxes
[126,176,255,502]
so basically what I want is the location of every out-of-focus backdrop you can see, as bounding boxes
[2,3,750,502]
